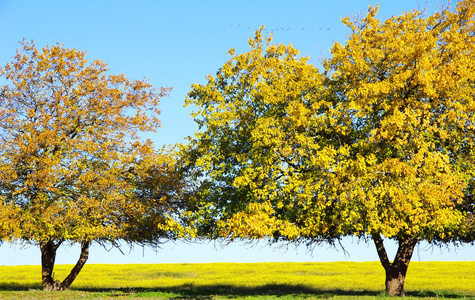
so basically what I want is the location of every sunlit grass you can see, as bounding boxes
[0,261,474,299]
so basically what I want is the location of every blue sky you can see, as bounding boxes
[1,0,474,265]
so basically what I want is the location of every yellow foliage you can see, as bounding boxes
[186,0,475,248]
[218,201,299,240]
[0,40,191,247]
[186,26,332,242]
[323,0,475,241]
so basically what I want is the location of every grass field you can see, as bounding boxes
[0,261,474,299]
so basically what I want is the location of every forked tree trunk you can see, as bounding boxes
[40,240,90,291]
[373,234,418,297]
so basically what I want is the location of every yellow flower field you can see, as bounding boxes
[0,261,474,298]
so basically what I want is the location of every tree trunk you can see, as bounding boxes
[373,234,418,297]
[60,241,90,290]
[385,264,408,297]
[40,239,62,292]
[40,240,90,291]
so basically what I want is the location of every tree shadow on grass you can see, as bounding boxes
[130,284,383,299]
[0,282,42,291]
[0,283,471,299]
[90,285,473,299]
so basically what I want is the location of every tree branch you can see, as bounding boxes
[372,233,391,270]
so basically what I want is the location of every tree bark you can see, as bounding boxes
[60,241,90,290]
[40,239,62,292]
[40,240,90,291]
[373,234,418,297]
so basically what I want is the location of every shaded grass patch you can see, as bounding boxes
[0,285,472,299]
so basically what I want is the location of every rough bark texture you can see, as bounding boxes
[373,234,418,297]
[40,240,90,291]
[61,241,90,289]
[40,240,62,292]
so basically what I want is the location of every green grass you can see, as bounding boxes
[0,262,474,299]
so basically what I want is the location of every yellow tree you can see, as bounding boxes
[0,41,190,291]
[323,0,475,295]
[186,0,475,293]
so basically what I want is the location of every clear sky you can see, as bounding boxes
[0,0,474,266]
